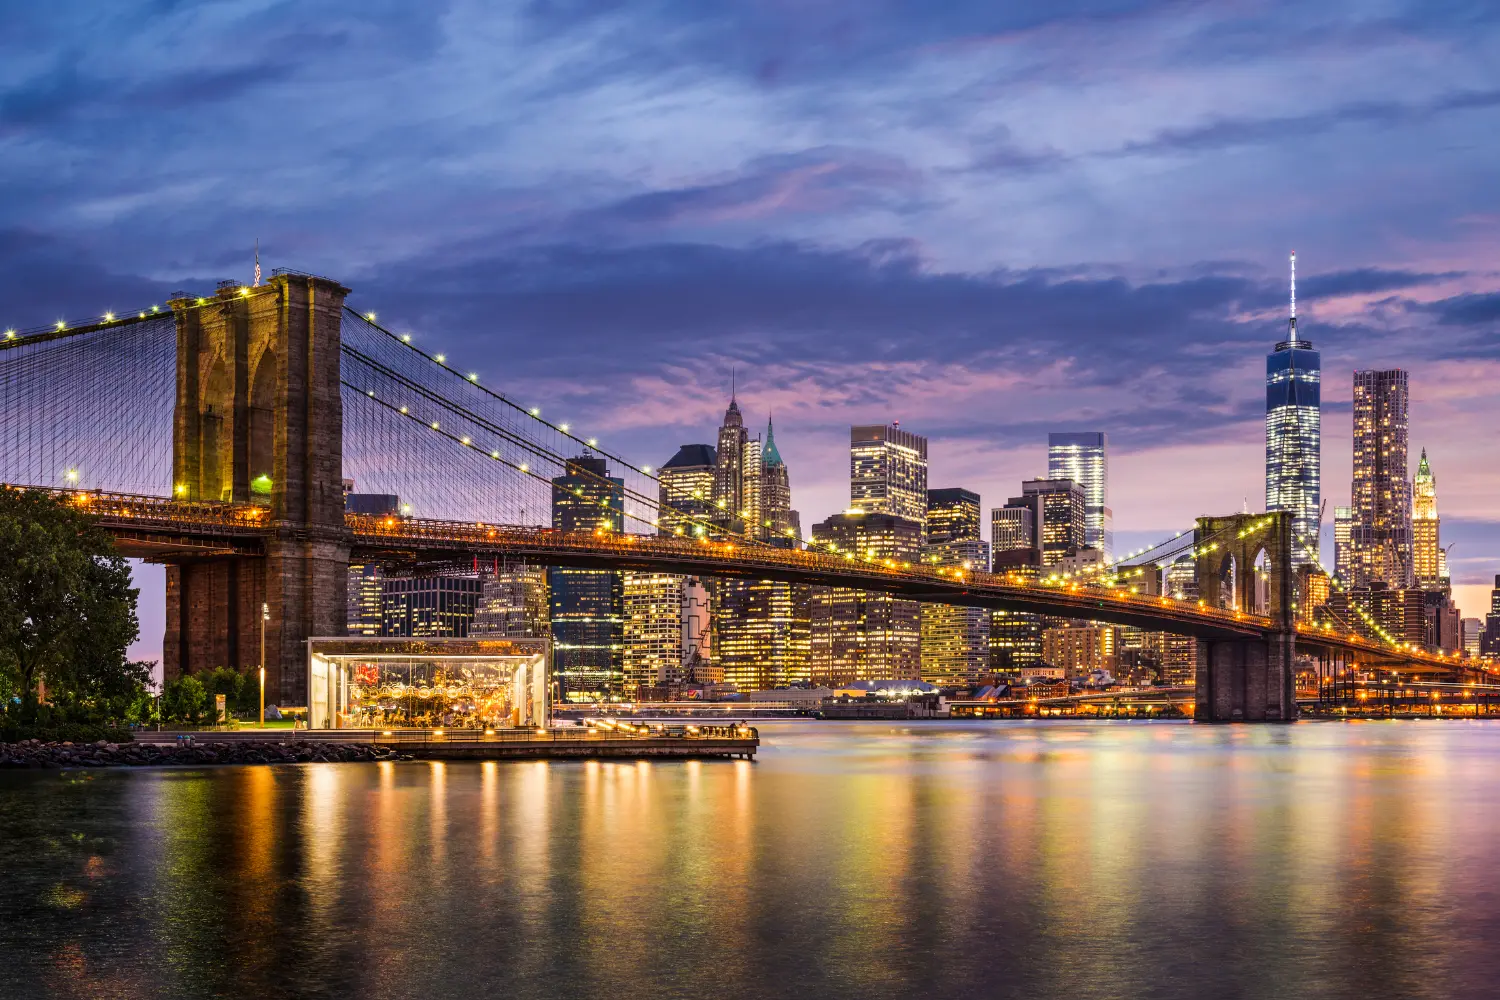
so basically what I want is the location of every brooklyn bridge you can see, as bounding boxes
[2,272,1486,721]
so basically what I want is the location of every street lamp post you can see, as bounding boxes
[260,602,269,728]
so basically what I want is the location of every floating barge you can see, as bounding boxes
[136,722,759,761]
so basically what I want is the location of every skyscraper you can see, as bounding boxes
[1048,433,1113,558]
[658,444,716,538]
[714,396,749,536]
[1350,369,1412,588]
[1020,479,1087,566]
[989,497,1043,676]
[809,512,923,684]
[1461,617,1481,658]
[382,574,482,637]
[623,573,716,697]
[1265,252,1321,564]
[850,424,928,526]
[1483,576,1500,657]
[550,456,625,701]
[759,417,800,543]
[991,503,1037,554]
[926,488,982,546]
[716,578,811,692]
[715,413,810,692]
[1412,448,1444,589]
[921,537,991,686]
[921,488,989,686]
[471,562,549,639]
[1333,506,1353,583]
[347,562,384,636]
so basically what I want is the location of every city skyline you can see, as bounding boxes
[2,4,1494,658]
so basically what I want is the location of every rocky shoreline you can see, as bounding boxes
[0,739,407,769]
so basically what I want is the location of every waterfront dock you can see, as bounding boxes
[133,723,759,761]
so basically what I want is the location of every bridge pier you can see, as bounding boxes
[163,275,350,705]
[1195,633,1297,721]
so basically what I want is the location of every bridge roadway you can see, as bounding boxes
[29,487,1492,677]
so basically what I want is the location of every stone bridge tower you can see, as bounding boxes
[1193,510,1297,721]
[164,274,350,705]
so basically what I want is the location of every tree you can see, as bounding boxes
[0,488,140,722]
[199,666,247,720]
[161,675,207,724]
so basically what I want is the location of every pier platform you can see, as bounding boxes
[134,723,759,760]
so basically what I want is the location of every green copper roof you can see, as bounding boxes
[1417,447,1431,479]
[762,416,784,467]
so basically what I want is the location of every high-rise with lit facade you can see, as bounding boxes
[1349,369,1412,588]
[989,498,1043,675]
[1412,448,1444,589]
[623,573,716,696]
[921,537,991,686]
[658,444,716,538]
[382,575,482,637]
[714,397,749,536]
[926,488,981,546]
[1265,252,1321,565]
[471,563,549,639]
[1020,479,1086,566]
[347,562,384,636]
[1483,576,1500,657]
[991,504,1036,554]
[717,578,811,692]
[1462,617,1482,658]
[921,487,989,686]
[850,424,928,526]
[714,414,809,692]
[1048,433,1112,558]
[1333,506,1353,583]
[759,418,800,543]
[550,456,625,700]
[809,511,923,684]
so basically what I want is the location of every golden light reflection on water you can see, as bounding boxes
[8,722,1500,999]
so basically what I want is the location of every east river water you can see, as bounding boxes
[5,720,1500,1000]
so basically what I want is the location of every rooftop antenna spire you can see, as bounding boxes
[731,365,737,403]
[1288,249,1296,344]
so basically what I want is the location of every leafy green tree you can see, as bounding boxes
[0,489,140,722]
[199,666,247,720]
[48,659,153,725]
[161,675,207,724]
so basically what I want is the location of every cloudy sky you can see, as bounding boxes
[3,0,1497,659]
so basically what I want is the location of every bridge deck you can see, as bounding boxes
[15,486,1491,675]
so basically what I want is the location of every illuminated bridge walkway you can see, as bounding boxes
[2,270,1491,720]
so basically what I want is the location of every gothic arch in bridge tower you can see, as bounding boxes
[1193,510,1297,722]
[200,353,232,502]
[248,345,277,494]
[165,276,351,704]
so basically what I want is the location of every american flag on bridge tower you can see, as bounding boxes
[253,239,261,287]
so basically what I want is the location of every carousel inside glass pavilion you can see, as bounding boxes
[307,637,549,730]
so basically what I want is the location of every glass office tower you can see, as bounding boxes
[1265,252,1321,565]
[1047,433,1112,558]
[550,456,625,701]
